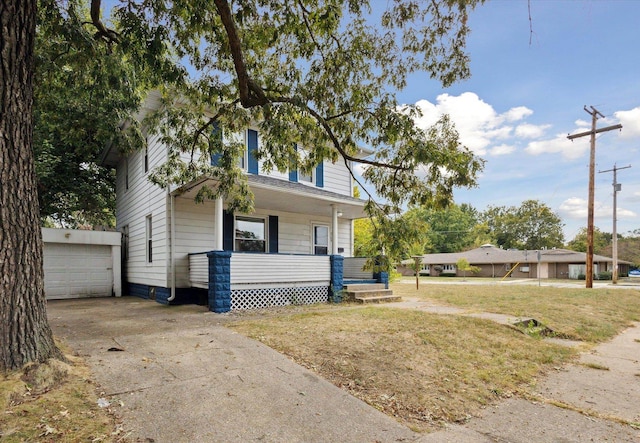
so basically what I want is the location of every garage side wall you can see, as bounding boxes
[42,228,121,299]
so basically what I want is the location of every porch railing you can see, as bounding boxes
[230,253,330,287]
[188,252,209,289]
[343,257,374,280]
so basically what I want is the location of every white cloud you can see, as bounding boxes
[489,144,516,156]
[515,123,551,139]
[614,106,640,138]
[559,197,637,220]
[503,106,533,122]
[525,133,582,159]
[413,93,535,156]
[559,197,588,219]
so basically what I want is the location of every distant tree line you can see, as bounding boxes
[355,199,640,269]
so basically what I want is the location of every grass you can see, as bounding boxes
[228,282,640,432]
[229,306,576,432]
[393,282,640,342]
[5,282,639,438]
[0,345,125,442]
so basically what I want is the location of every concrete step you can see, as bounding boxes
[343,286,400,304]
[344,283,386,291]
[354,294,402,304]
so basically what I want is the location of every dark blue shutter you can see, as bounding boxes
[268,215,279,253]
[289,143,298,182]
[210,121,222,166]
[247,129,259,174]
[223,210,234,251]
[315,161,324,188]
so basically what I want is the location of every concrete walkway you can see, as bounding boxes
[384,295,640,441]
[48,297,640,442]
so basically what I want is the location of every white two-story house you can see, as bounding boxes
[101,92,384,312]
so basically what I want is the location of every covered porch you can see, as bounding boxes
[188,252,389,312]
[172,174,388,311]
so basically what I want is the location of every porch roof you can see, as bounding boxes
[172,174,369,219]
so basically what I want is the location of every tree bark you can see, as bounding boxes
[0,0,62,371]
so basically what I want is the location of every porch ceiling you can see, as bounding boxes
[172,174,368,219]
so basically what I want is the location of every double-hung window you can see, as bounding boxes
[235,216,266,252]
[313,225,329,255]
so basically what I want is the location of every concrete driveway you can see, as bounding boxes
[48,296,640,443]
[47,297,418,443]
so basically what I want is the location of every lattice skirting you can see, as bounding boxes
[231,285,329,310]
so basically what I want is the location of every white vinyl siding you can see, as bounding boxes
[230,254,330,287]
[320,159,352,195]
[179,126,352,196]
[115,131,168,288]
[173,197,216,287]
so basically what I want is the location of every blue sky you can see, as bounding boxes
[387,0,640,241]
[101,0,639,241]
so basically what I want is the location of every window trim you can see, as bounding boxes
[145,215,153,263]
[143,138,149,174]
[312,223,329,255]
[124,157,129,191]
[234,215,267,253]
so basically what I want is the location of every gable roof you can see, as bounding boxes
[402,244,630,265]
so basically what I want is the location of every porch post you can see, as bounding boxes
[373,255,389,289]
[214,197,223,251]
[331,205,339,255]
[207,251,232,313]
[330,254,344,303]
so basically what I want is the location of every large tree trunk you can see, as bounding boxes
[0,0,62,371]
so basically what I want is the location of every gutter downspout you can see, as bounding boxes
[168,191,176,302]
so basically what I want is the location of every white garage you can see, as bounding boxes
[43,228,122,300]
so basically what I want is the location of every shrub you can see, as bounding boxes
[597,271,612,280]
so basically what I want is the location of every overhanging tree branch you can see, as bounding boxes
[213,0,267,108]
[89,0,119,43]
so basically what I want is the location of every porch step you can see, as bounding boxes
[344,283,386,292]
[343,284,400,304]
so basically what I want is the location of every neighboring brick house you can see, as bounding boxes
[398,244,630,279]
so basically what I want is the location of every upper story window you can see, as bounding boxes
[235,216,266,252]
[125,157,129,190]
[143,138,149,173]
[211,126,259,175]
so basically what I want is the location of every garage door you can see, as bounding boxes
[44,243,114,299]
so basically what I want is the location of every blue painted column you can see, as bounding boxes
[373,255,389,289]
[207,251,232,313]
[330,255,344,303]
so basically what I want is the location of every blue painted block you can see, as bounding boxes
[207,251,232,313]
[330,255,344,303]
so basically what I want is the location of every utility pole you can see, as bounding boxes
[598,164,631,284]
[567,106,622,288]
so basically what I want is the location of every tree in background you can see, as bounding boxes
[481,199,564,250]
[404,203,479,253]
[2,0,486,371]
[566,227,610,254]
[456,258,480,279]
